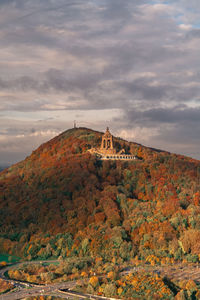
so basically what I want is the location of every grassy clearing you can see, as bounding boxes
[0,254,20,263]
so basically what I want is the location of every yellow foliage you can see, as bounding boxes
[10,269,22,280]
[161,286,171,295]
[131,256,140,266]
[95,257,102,263]
[131,278,138,286]
[146,289,151,295]
[182,259,187,264]
[170,258,175,264]
[195,290,200,299]
[81,271,87,277]
[146,254,160,266]
[175,290,187,300]
[117,287,123,295]
[0,278,14,293]
[185,279,197,291]
[107,271,115,280]
[161,258,166,265]
[125,274,131,281]
[117,279,123,286]
[179,280,187,289]
[89,276,99,288]
[98,286,104,293]
[155,274,159,280]
[112,257,116,264]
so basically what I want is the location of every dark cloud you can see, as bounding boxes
[123,106,200,126]
[0,0,200,162]
[0,0,21,6]
[118,79,168,101]
[186,29,200,39]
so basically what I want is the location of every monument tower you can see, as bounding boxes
[88,127,137,160]
[100,127,116,155]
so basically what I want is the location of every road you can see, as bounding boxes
[0,260,79,299]
[2,259,200,299]
[0,282,77,300]
[0,259,112,300]
[122,263,200,283]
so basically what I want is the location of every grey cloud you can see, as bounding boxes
[124,106,200,126]
[0,68,101,95]
[149,122,200,158]
[1,67,200,113]
[0,151,26,165]
[99,0,135,24]
[0,0,22,6]
[0,95,48,112]
[186,29,200,39]
[0,116,73,164]
[0,0,200,162]
[45,69,101,92]
[119,79,168,101]
[112,105,200,159]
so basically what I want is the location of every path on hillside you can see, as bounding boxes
[1,260,200,299]
[157,263,200,282]
[124,263,200,282]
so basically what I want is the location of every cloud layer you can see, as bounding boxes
[0,0,200,164]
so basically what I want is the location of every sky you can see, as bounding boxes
[1,0,200,165]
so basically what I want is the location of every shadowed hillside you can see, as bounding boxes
[0,127,200,265]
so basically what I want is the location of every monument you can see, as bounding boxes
[89,127,137,160]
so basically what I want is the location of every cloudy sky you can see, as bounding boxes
[1,0,200,164]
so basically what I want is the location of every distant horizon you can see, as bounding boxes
[1,125,200,166]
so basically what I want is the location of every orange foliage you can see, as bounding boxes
[89,276,99,288]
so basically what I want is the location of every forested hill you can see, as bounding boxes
[0,127,200,264]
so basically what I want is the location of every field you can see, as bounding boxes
[0,254,20,263]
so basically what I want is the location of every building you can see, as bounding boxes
[89,127,138,160]
[100,127,116,155]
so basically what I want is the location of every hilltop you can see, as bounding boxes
[0,127,200,266]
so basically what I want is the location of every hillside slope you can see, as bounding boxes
[0,127,200,264]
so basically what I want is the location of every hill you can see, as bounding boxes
[0,127,200,266]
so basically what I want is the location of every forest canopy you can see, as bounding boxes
[0,127,200,265]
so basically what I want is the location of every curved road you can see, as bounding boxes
[2,260,200,299]
[0,260,113,300]
[0,260,78,299]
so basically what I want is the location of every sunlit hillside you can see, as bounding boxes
[0,127,200,266]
